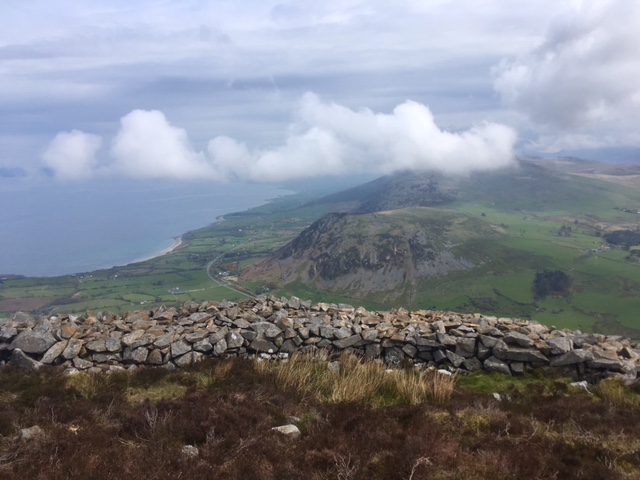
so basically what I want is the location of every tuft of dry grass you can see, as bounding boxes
[255,351,455,406]
[596,378,640,410]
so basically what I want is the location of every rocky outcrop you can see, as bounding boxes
[0,297,638,383]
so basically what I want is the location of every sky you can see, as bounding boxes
[1,0,640,183]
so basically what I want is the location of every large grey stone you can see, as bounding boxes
[10,349,42,371]
[131,347,149,363]
[549,349,594,367]
[493,344,549,363]
[503,331,534,348]
[249,337,277,353]
[463,357,483,372]
[193,339,213,352]
[547,337,573,355]
[105,337,122,353]
[170,339,192,358]
[10,330,57,354]
[446,350,466,367]
[225,331,244,349]
[251,322,282,339]
[333,334,361,349]
[0,326,18,342]
[146,349,164,365]
[484,356,511,375]
[62,338,84,359]
[86,338,107,352]
[213,339,227,356]
[41,340,68,364]
[455,337,476,358]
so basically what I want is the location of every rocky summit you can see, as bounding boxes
[0,296,638,383]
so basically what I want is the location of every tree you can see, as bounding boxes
[533,270,571,299]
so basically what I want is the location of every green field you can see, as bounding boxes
[3,164,640,338]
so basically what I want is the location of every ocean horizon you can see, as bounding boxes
[0,178,292,278]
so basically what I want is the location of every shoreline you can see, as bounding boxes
[133,236,185,264]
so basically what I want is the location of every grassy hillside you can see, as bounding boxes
[1,358,640,479]
[3,159,640,337]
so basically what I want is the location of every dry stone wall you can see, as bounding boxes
[1,296,639,383]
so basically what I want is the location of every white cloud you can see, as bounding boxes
[230,93,518,180]
[42,130,102,180]
[110,110,216,180]
[494,0,640,150]
[44,94,517,182]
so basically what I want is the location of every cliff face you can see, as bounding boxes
[242,208,497,301]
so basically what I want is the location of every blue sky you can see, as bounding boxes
[1,1,639,182]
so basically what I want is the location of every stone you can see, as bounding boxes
[384,347,405,366]
[18,425,45,442]
[73,357,93,369]
[569,381,590,393]
[226,331,245,349]
[41,340,68,364]
[93,353,122,363]
[333,334,362,349]
[364,343,382,360]
[493,344,549,363]
[121,330,145,347]
[170,339,192,358]
[433,349,447,363]
[251,322,282,339]
[154,333,175,349]
[147,349,164,365]
[106,337,122,353]
[181,445,199,458]
[184,332,208,343]
[402,343,418,358]
[193,339,213,352]
[86,338,107,352]
[250,337,277,353]
[271,424,301,439]
[131,347,149,363]
[455,337,476,358]
[549,349,594,367]
[510,362,525,374]
[586,357,625,371]
[62,338,84,359]
[547,337,573,355]
[213,339,227,356]
[484,356,511,375]
[463,357,482,372]
[174,351,198,367]
[479,335,501,348]
[445,350,466,368]
[0,326,17,342]
[503,331,534,348]
[9,330,57,354]
[10,349,41,371]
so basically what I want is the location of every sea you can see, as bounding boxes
[0,178,293,277]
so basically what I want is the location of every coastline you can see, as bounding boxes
[132,236,185,264]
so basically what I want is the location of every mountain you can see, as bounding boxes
[241,158,640,337]
[242,208,500,304]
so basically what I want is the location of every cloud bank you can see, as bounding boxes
[42,130,102,180]
[494,0,640,150]
[42,94,517,182]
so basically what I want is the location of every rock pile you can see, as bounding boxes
[1,296,638,383]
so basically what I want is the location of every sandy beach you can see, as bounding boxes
[133,236,185,264]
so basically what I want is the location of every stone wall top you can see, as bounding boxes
[1,296,638,383]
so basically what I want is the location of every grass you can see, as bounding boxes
[1,359,640,479]
[4,165,640,338]
[255,351,456,407]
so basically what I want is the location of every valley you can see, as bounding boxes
[2,157,640,338]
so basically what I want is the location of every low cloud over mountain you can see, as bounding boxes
[42,94,517,182]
